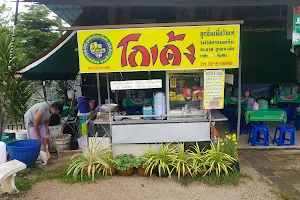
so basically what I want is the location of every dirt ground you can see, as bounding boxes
[16,165,279,200]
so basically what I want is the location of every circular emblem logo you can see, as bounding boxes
[83,34,113,64]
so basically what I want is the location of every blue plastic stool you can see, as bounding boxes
[279,106,292,123]
[248,124,269,146]
[273,126,295,146]
[295,115,300,130]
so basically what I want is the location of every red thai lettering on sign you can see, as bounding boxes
[117,31,196,68]
[295,5,300,15]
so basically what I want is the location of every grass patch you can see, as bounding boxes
[296,169,300,174]
[15,165,105,191]
[179,171,250,186]
[61,172,105,184]
[272,189,299,200]
[15,166,66,191]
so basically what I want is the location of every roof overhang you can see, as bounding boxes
[45,5,82,25]
[17,31,79,80]
[23,0,299,6]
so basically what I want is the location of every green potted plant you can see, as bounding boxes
[171,143,193,180]
[187,143,207,176]
[115,154,137,176]
[202,141,237,176]
[221,133,238,158]
[221,134,239,171]
[104,153,117,176]
[66,136,111,181]
[134,158,149,177]
[141,143,177,178]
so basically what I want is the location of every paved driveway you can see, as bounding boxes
[240,149,300,197]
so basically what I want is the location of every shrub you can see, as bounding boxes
[202,141,237,176]
[187,143,207,176]
[141,144,177,178]
[66,137,110,181]
[115,154,137,171]
[171,143,193,180]
[220,133,238,158]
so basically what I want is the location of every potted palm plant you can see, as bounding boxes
[104,153,117,176]
[141,143,177,178]
[221,134,239,171]
[115,154,137,176]
[66,136,111,181]
[171,143,193,180]
[201,141,237,176]
[187,143,207,176]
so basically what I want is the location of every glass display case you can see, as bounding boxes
[168,71,207,118]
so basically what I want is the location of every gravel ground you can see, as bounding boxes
[20,166,278,200]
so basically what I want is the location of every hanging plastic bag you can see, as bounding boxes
[77,135,88,152]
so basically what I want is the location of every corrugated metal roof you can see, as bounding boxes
[45,5,82,24]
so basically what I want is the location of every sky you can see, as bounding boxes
[1,0,70,26]
[1,0,31,13]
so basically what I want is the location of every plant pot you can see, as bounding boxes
[117,166,134,176]
[233,161,240,172]
[234,150,238,159]
[177,168,188,177]
[84,167,91,175]
[156,170,168,178]
[105,168,117,176]
[199,168,207,176]
[138,166,149,177]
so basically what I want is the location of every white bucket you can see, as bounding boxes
[0,141,7,164]
[15,130,28,140]
[55,134,71,152]
[67,90,75,99]
[49,125,63,152]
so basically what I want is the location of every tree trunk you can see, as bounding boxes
[42,83,47,101]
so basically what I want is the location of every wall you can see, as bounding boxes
[238,30,296,84]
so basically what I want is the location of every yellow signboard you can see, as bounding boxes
[77,25,240,73]
[204,70,225,109]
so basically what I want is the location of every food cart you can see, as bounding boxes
[76,21,242,154]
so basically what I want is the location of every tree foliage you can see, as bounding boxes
[0,31,34,128]
[0,3,60,131]
[7,78,35,124]
[16,4,59,61]
[0,2,12,27]
[0,3,61,135]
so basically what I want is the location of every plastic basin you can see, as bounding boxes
[7,140,41,167]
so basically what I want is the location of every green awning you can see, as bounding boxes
[17,31,79,80]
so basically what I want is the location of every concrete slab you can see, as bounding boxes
[241,149,300,197]
[274,171,300,185]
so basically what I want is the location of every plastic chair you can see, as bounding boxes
[273,126,295,146]
[248,124,269,146]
